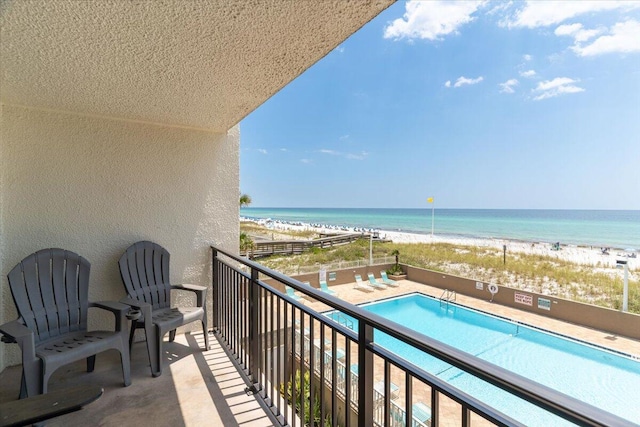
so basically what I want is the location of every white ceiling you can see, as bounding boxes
[1,0,393,132]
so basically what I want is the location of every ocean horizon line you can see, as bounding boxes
[248,207,640,212]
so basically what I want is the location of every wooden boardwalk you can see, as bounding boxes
[244,233,387,257]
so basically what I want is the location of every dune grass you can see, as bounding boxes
[245,224,639,314]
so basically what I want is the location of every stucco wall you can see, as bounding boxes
[0,105,239,370]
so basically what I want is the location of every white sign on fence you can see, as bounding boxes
[514,292,533,306]
[475,282,484,290]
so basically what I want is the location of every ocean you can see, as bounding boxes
[240,208,640,250]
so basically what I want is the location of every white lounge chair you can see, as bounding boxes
[320,280,337,295]
[380,271,399,286]
[354,274,375,291]
[285,285,302,301]
[367,273,387,289]
[412,402,432,426]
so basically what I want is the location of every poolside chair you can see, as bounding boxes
[367,273,387,289]
[319,280,337,295]
[0,249,131,397]
[380,271,399,287]
[285,285,302,301]
[412,402,432,426]
[354,274,375,291]
[119,241,209,377]
[374,380,400,400]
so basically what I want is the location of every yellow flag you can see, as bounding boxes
[427,197,434,203]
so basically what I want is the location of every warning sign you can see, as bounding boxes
[514,292,533,306]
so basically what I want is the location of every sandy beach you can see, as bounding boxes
[242,217,638,271]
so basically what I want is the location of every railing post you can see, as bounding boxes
[248,267,260,393]
[358,320,374,426]
[212,247,218,332]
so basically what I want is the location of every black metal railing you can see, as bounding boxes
[211,246,633,427]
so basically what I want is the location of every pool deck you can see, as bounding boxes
[301,278,640,427]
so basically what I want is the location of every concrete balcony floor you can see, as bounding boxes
[0,332,276,426]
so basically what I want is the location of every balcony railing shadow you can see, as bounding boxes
[0,331,277,426]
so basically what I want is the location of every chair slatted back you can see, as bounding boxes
[7,249,90,344]
[119,241,171,310]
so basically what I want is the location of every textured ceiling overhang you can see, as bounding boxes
[1,0,393,132]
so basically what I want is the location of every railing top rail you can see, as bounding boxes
[211,245,634,427]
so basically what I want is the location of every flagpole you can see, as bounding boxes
[431,201,434,237]
[427,197,434,237]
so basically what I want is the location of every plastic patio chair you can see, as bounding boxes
[0,248,131,398]
[319,280,337,295]
[119,241,209,377]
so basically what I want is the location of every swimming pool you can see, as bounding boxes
[327,293,640,426]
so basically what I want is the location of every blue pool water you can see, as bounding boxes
[328,294,640,426]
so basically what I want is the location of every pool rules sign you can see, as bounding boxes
[514,292,533,306]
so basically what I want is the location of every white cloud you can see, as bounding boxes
[506,1,639,28]
[346,151,369,161]
[300,159,311,164]
[280,148,289,152]
[444,80,451,88]
[555,23,603,43]
[451,76,484,88]
[499,78,519,93]
[523,54,533,61]
[532,77,585,100]
[520,69,536,77]
[257,149,267,154]
[572,20,640,56]
[384,0,485,41]
[318,149,368,160]
[339,134,350,141]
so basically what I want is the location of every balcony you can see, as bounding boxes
[1,247,636,426]
[210,246,636,427]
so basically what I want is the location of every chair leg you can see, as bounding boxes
[19,371,27,399]
[22,358,41,397]
[169,329,176,342]
[143,321,161,377]
[119,334,132,387]
[129,320,137,349]
[153,325,163,377]
[202,312,209,350]
[87,355,96,372]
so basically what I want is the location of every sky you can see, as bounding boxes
[240,1,640,210]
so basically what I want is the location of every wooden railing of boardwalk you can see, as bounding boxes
[244,233,387,258]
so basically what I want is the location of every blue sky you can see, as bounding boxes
[240,1,640,209]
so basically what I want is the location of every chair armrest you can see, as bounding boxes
[89,301,131,332]
[0,319,33,344]
[119,297,151,310]
[172,284,207,308]
[172,283,206,292]
[119,297,152,323]
[90,300,130,313]
[0,320,38,392]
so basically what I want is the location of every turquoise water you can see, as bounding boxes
[241,207,640,249]
[328,294,640,426]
